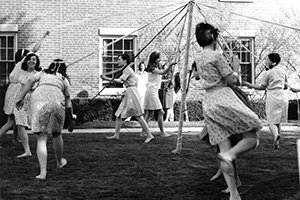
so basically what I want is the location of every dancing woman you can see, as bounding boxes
[0,31,49,147]
[243,53,288,149]
[14,53,42,158]
[100,54,154,143]
[16,59,72,180]
[143,51,176,137]
[194,22,263,200]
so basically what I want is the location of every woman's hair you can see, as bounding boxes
[15,49,30,63]
[44,59,69,79]
[119,53,131,65]
[146,51,160,72]
[138,62,145,72]
[195,22,219,47]
[21,53,41,71]
[174,72,181,94]
[268,53,281,68]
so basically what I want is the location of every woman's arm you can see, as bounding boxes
[152,62,176,75]
[31,31,50,53]
[242,81,266,90]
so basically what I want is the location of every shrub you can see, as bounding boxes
[71,98,273,124]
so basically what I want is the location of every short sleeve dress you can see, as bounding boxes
[195,49,263,146]
[3,59,25,115]
[114,66,144,119]
[260,66,288,124]
[30,72,70,134]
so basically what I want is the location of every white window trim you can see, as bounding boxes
[98,28,138,96]
[0,24,18,85]
[223,30,256,84]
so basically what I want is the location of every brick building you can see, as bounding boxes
[0,0,299,101]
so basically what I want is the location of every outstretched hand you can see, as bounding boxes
[15,100,24,110]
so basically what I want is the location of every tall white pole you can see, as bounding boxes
[172,0,194,154]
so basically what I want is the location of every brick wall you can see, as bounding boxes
[1,0,298,100]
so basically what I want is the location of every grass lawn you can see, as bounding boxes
[1,130,300,200]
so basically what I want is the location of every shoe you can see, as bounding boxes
[273,135,280,149]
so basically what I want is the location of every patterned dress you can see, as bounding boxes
[260,66,288,124]
[115,66,144,118]
[3,60,24,115]
[195,49,263,146]
[14,70,37,128]
[30,72,70,133]
[144,71,163,110]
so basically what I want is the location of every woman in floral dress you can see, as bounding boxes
[0,31,49,147]
[194,22,263,200]
[14,53,42,158]
[16,59,73,180]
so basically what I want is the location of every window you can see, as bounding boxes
[99,28,137,96]
[0,25,17,86]
[223,37,255,83]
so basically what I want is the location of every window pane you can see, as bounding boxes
[8,36,14,48]
[0,62,6,73]
[114,40,123,50]
[1,49,6,60]
[0,36,6,48]
[241,64,252,82]
[8,49,14,60]
[124,40,133,50]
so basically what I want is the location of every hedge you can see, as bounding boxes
[72,98,292,124]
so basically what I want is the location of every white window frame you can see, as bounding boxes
[98,28,137,96]
[223,30,256,84]
[0,24,18,85]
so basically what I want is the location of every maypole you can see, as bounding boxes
[172,0,194,155]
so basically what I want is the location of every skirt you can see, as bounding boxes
[31,85,65,133]
[3,83,21,115]
[266,89,288,124]
[144,87,163,110]
[203,86,263,146]
[115,87,144,119]
[14,92,32,128]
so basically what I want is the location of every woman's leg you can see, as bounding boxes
[52,132,67,168]
[36,132,47,180]
[0,115,15,140]
[269,124,280,149]
[140,110,152,136]
[136,116,154,143]
[12,123,20,143]
[157,111,171,137]
[17,125,32,158]
[220,130,258,162]
[218,139,240,200]
[107,116,122,139]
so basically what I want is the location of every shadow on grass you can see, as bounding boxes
[0,131,299,200]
